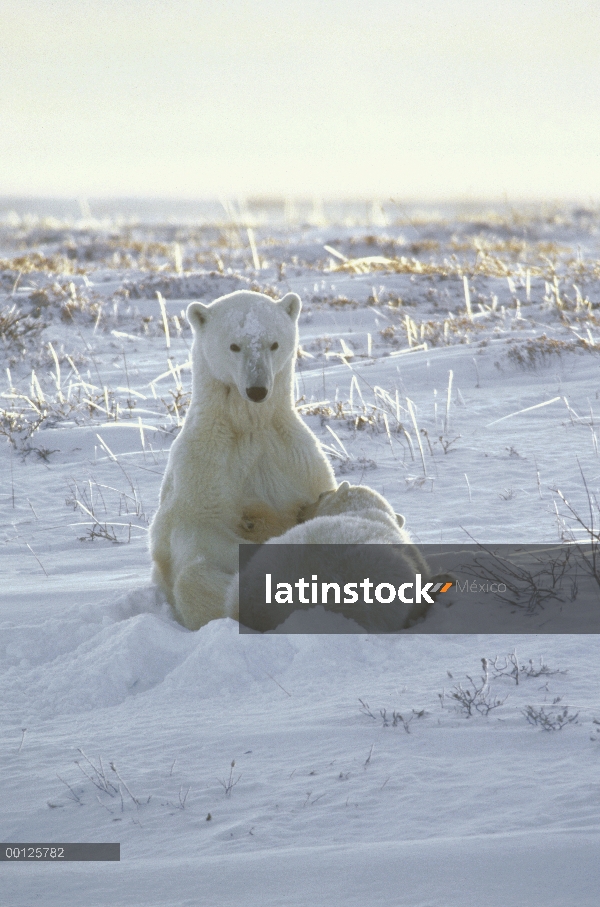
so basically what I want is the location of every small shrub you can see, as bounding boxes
[522,705,579,731]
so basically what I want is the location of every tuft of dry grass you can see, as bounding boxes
[381,313,487,349]
[506,334,599,369]
[0,252,84,275]
[0,303,42,346]
[66,475,149,544]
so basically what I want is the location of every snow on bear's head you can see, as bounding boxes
[187,290,301,404]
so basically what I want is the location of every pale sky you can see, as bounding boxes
[1,0,599,200]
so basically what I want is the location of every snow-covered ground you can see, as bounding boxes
[1,199,600,905]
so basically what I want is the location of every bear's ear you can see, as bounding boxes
[337,481,351,494]
[278,292,301,322]
[187,301,210,331]
[395,513,406,529]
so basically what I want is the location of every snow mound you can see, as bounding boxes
[158,618,298,698]
[0,604,195,721]
[0,586,171,671]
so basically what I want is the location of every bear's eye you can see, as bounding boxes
[270,342,279,351]
[230,343,241,352]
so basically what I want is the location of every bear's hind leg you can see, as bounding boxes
[172,556,235,630]
[151,555,173,604]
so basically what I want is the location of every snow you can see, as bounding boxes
[1,199,600,905]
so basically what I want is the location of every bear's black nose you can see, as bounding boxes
[246,386,268,402]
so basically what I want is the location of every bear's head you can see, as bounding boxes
[300,481,406,528]
[187,291,301,404]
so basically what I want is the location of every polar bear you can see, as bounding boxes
[238,500,302,544]
[149,290,336,630]
[226,481,451,632]
[297,481,413,534]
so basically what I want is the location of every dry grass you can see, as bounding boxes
[328,253,444,276]
[298,373,461,475]
[0,252,87,275]
[1,202,598,455]
[380,313,488,349]
[323,228,597,283]
[3,205,597,293]
[0,346,190,447]
[0,303,42,346]
[506,334,599,369]
[66,474,149,544]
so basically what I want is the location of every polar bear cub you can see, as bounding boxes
[226,481,444,632]
[149,290,336,631]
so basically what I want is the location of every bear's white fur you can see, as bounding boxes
[226,481,446,632]
[149,290,336,630]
